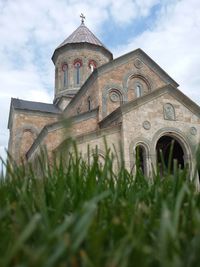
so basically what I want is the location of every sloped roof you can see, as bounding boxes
[8,98,61,129]
[57,22,108,50]
[64,48,179,113]
[11,98,61,114]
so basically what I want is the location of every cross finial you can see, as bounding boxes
[80,13,86,24]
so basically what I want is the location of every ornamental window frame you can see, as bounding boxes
[88,60,97,72]
[74,59,82,85]
[62,63,68,88]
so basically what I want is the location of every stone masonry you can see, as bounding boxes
[7,20,200,185]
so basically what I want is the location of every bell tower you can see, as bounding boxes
[52,15,113,110]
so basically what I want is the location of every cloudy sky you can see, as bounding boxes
[0,0,200,163]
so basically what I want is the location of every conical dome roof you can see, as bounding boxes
[52,22,113,62]
[58,22,107,49]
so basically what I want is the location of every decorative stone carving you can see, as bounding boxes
[102,85,124,117]
[134,58,143,69]
[190,127,197,136]
[163,103,175,120]
[143,121,151,130]
[109,92,120,102]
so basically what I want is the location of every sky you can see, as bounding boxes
[0,0,200,163]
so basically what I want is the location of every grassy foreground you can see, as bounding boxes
[0,147,200,267]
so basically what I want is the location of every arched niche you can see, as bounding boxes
[102,85,124,118]
[123,71,153,102]
[128,75,150,101]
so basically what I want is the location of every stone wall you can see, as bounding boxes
[122,92,200,177]
[99,56,167,120]
[9,110,58,163]
[28,113,99,164]
[54,46,110,100]
[72,116,98,136]
[76,125,122,170]
[64,53,171,124]
[65,78,99,117]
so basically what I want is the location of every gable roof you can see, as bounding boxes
[8,98,61,129]
[97,48,179,87]
[11,98,61,114]
[65,48,179,112]
[99,84,200,128]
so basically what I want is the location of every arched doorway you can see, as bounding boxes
[156,135,184,174]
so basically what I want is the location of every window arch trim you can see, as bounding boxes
[123,72,153,95]
[62,63,68,88]
[102,85,124,117]
[129,139,151,176]
[74,59,82,67]
[88,59,97,72]
[74,59,82,85]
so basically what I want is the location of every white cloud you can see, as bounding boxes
[0,0,161,165]
[109,0,137,24]
[135,0,161,17]
[113,0,200,103]
[1,0,199,167]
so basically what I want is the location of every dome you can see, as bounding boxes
[52,21,113,63]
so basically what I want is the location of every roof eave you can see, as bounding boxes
[52,42,113,64]
[13,108,61,115]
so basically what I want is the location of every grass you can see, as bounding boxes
[0,144,200,267]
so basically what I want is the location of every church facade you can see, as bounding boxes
[7,19,200,179]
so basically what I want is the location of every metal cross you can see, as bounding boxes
[80,13,86,24]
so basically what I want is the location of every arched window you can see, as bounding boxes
[62,63,68,88]
[87,96,91,111]
[135,83,142,98]
[88,60,97,73]
[135,145,146,175]
[74,59,82,85]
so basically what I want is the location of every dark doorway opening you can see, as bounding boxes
[135,145,146,175]
[156,135,184,174]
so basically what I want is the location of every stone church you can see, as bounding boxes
[7,17,200,179]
